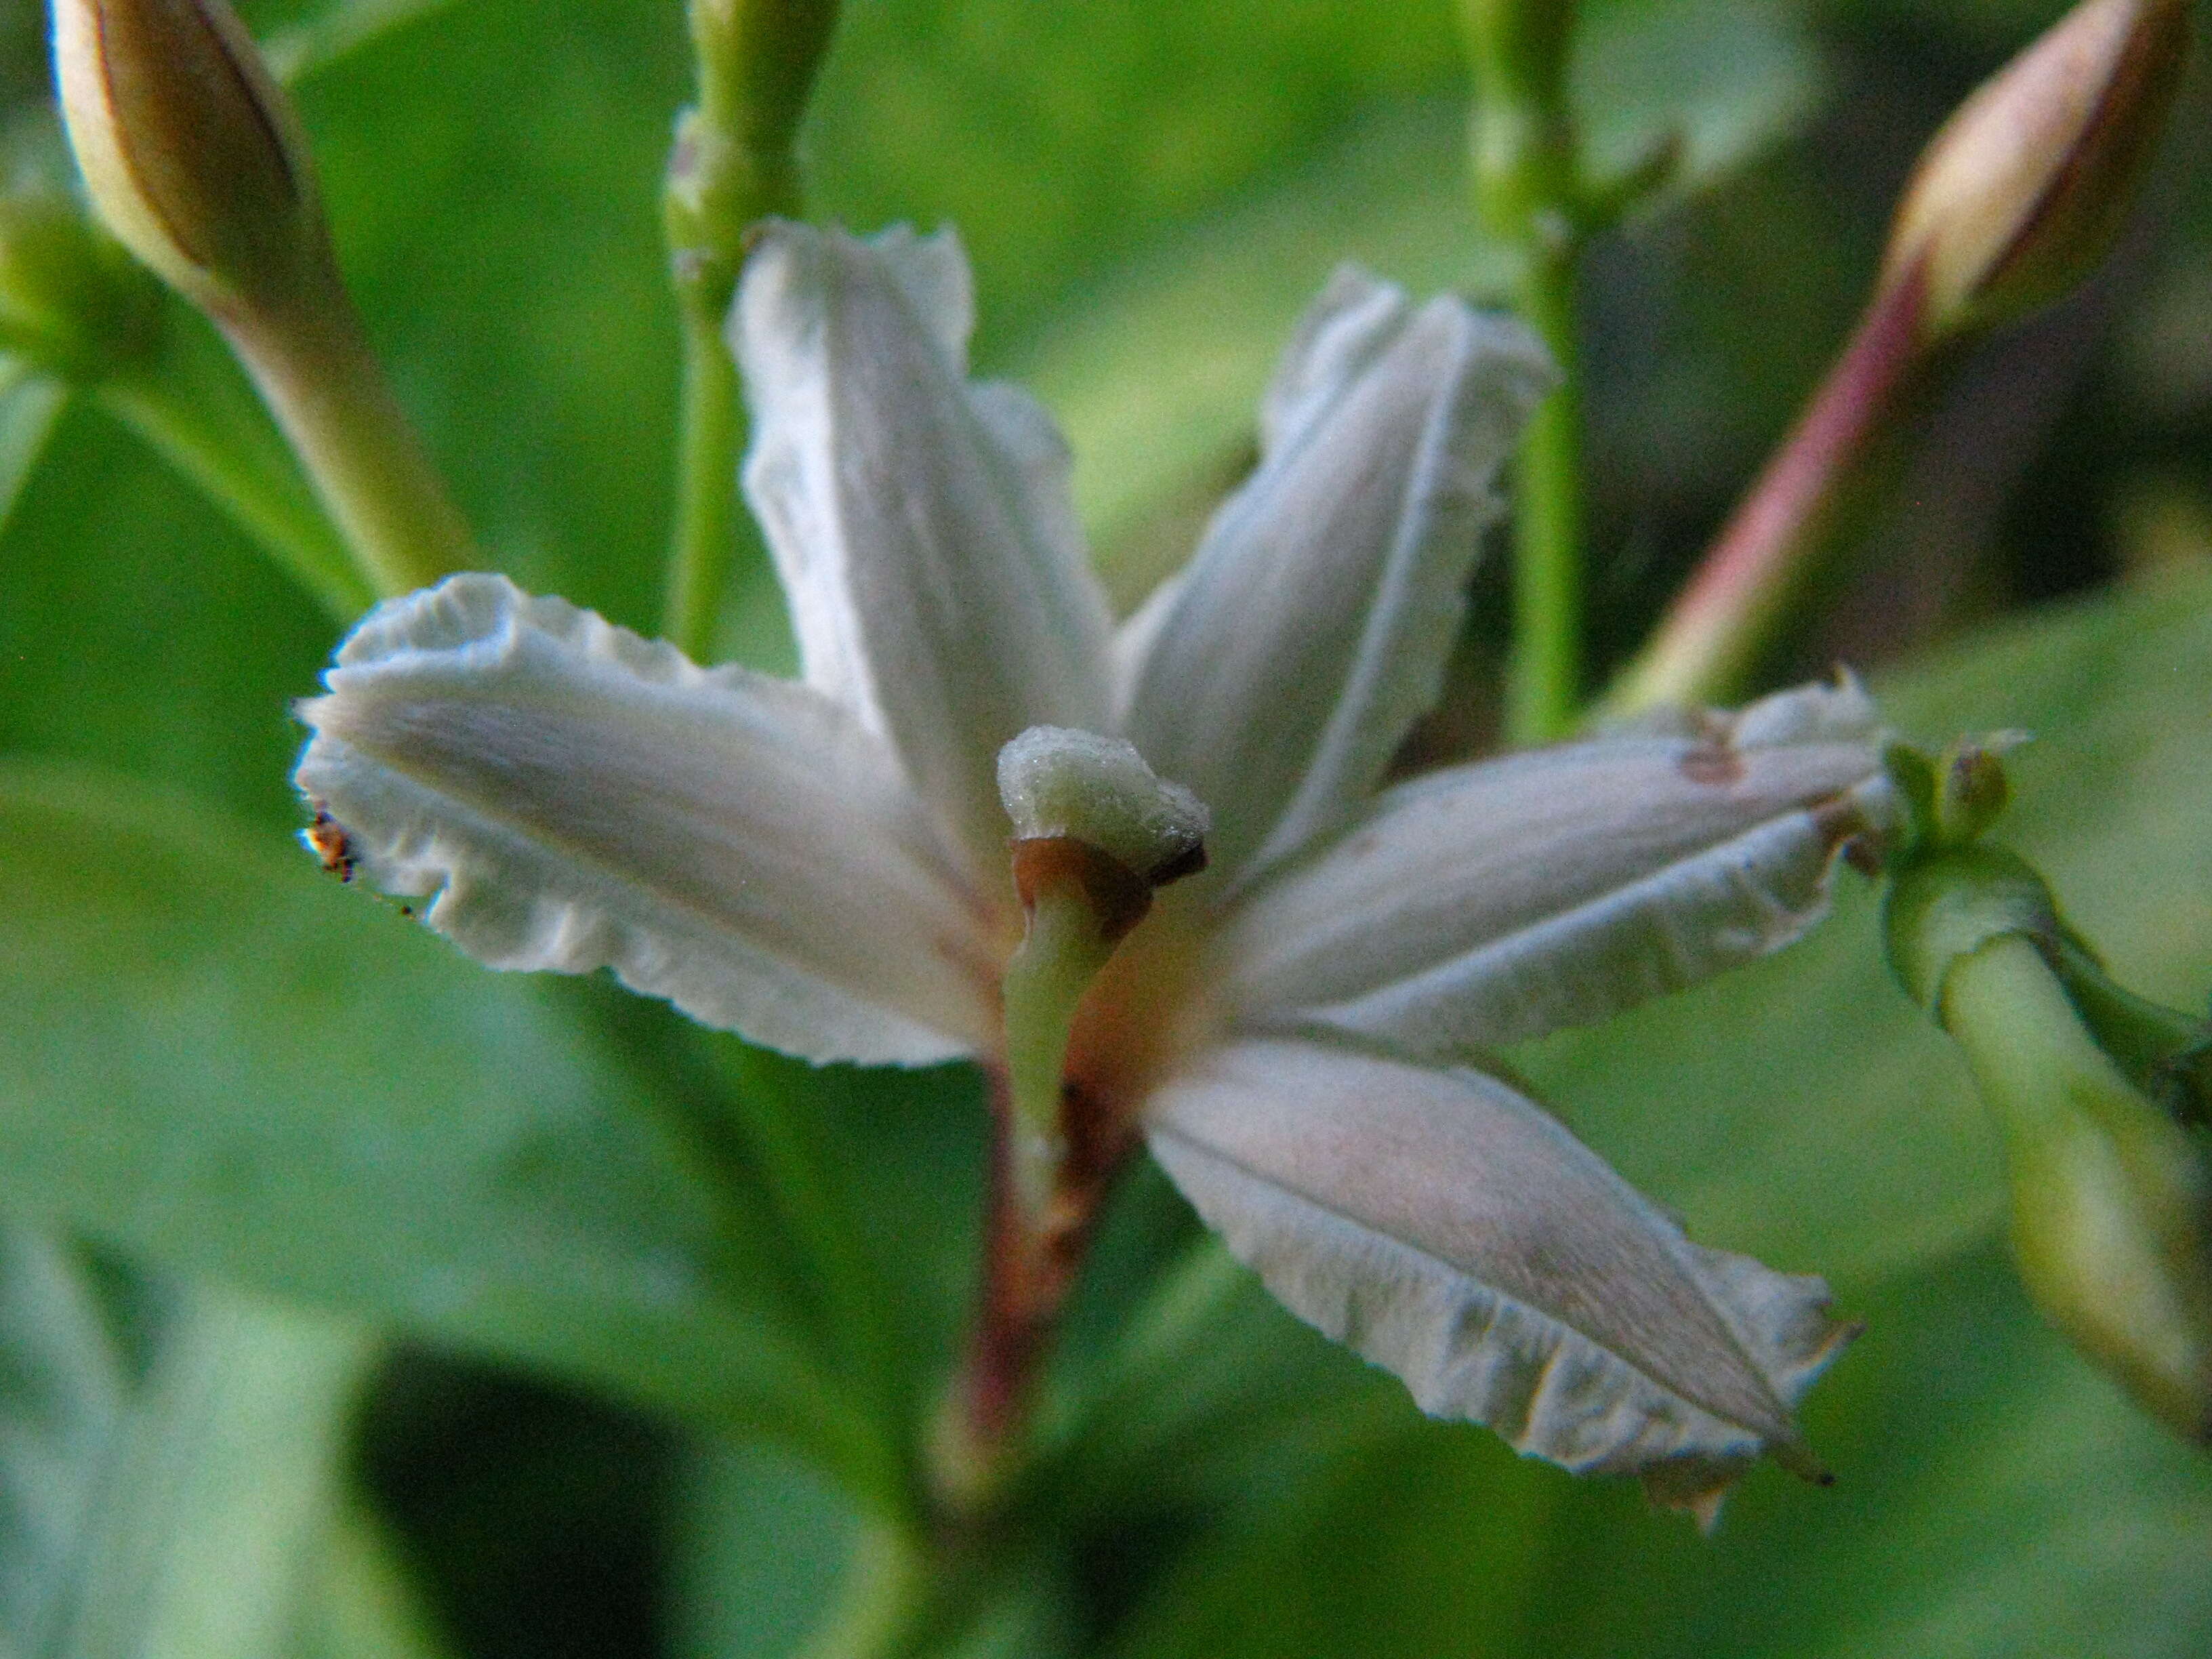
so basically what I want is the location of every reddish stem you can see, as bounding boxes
[1605,258,1931,713]
[951,1067,1134,1490]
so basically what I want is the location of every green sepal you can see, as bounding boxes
[1882,840,2060,1014]
[2053,937,2212,1130]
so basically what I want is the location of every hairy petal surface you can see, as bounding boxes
[294,575,998,1066]
[1221,680,1896,1052]
[736,222,1114,880]
[1145,1038,1850,1517]
[1118,268,1553,886]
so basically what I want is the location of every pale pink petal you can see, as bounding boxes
[1118,268,1553,885]
[1146,1037,1851,1518]
[294,575,1000,1067]
[736,222,1113,882]
[1221,680,1895,1052]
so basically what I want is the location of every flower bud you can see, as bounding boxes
[1944,933,2212,1443]
[1886,821,2212,1443]
[1882,0,2189,342]
[1884,735,2028,858]
[0,185,162,379]
[52,0,340,319]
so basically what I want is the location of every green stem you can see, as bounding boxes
[1458,0,1590,744]
[222,296,473,600]
[659,1,842,658]
[664,295,747,659]
[97,319,373,619]
[1506,243,1583,743]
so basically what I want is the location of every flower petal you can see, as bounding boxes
[1118,267,1553,885]
[1221,679,1896,1052]
[293,575,1000,1066]
[736,222,1114,880]
[1145,1037,1851,1519]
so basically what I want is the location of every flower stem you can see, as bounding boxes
[1458,0,1590,744]
[1599,261,1929,716]
[221,295,474,600]
[659,0,841,659]
[1507,241,1584,743]
[665,301,749,660]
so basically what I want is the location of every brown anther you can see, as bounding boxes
[1010,835,1153,945]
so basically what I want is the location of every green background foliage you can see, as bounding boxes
[2,0,2209,1653]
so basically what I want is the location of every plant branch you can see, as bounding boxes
[1599,262,1929,715]
[661,0,840,659]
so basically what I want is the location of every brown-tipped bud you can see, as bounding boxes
[52,0,339,319]
[0,185,162,378]
[1883,0,2189,342]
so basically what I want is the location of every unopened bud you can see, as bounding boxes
[52,0,340,319]
[1883,0,2189,342]
[1887,825,2212,1442]
[0,185,161,378]
[997,727,1210,889]
[1944,933,2212,1443]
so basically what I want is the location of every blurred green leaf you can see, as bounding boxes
[279,0,690,632]
[294,1504,457,1659]
[0,361,64,537]
[1008,0,1822,598]
[669,1438,859,1659]
[4,1261,375,1659]
[262,0,471,84]
[0,398,342,830]
[0,1226,126,1656]
[0,761,899,1499]
[1108,1239,2212,1659]
[50,1296,370,1659]
[96,308,372,622]
[1579,0,1824,197]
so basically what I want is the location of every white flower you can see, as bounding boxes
[294,222,1896,1521]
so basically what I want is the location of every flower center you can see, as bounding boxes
[995,726,1210,1218]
